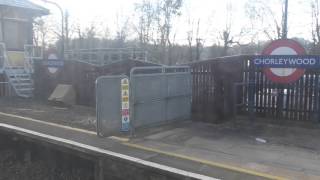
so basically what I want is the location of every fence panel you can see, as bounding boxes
[131,73,166,127]
[190,56,247,122]
[166,72,192,121]
[130,66,192,129]
[190,55,320,123]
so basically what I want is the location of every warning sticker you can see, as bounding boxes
[121,78,130,132]
[121,85,129,90]
[121,78,129,85]
[122,102,129,109]
[122,96,129,102]
[122,109,129,116]
[122,90,129,96]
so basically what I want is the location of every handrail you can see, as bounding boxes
[0,43,22,95]
[0,42,33,97]
[65,48,148,65]
[24,44,43,74]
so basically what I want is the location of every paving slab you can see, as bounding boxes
[130,121,320,180]
[0,112,275,180]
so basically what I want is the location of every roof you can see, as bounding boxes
[0,0,49,16]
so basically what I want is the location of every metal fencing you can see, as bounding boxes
[65,48,148,66]
[96,66,192,136]
[130,66,192,130]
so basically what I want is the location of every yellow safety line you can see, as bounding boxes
[123,142,288,180]
[0,112,131,143]
[108,136,130,142]
[0,112,288,179]
[0,112,96,135]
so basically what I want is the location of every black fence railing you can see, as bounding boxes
[190,55,320,123]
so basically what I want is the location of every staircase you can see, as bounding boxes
[0,43,34,98]
[5,66,34,97]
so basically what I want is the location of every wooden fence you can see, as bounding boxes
[190,55,320,123]
[2,55,319,123]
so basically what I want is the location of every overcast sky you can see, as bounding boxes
[32,0,313,45]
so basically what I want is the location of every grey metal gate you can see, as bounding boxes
[130,66,192,130]
[96,66,192,136]
[96,75,127,136]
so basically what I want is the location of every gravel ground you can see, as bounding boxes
[0,97,96,131]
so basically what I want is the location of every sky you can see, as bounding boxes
[31,0,314,45]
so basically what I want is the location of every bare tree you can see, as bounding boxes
[186,3,203,62]
[186,16,194,61]
[155,0,183,64]
[71,22,84,49]
[311,0,320,53]
[115,13,130,47]
[245,0,285,40]
[219,3,242,56]
[33,18,49,49]
[195,19,203,60]
[84,22,98,49]
[134,0,156,48]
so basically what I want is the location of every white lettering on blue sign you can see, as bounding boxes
[253,55,320,68]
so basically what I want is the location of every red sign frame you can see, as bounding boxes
[262,39,306,84]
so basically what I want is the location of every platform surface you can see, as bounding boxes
[0,98,319,180]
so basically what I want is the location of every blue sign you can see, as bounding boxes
[121,116,130,132]
[253,55,320,68]
[43,60,64,67]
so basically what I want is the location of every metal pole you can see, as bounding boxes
[42,0,64,59]
[282,0,288,39]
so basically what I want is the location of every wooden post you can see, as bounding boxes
[248,59,255,123]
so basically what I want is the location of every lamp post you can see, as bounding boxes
[282,0,288,39]
[42,0,64,59]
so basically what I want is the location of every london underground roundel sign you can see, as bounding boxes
[43,48,64,74]
[259,39,306,84]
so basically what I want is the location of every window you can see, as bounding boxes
[3,20,29,51]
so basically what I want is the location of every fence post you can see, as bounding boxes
[276,84,284,119]
[248,59,255,123]
[232,83,238,117]
[315,75,320,123]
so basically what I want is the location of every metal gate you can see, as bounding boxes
[96,75,127,136]
[130,66,192,130]
[96,66,192,136]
